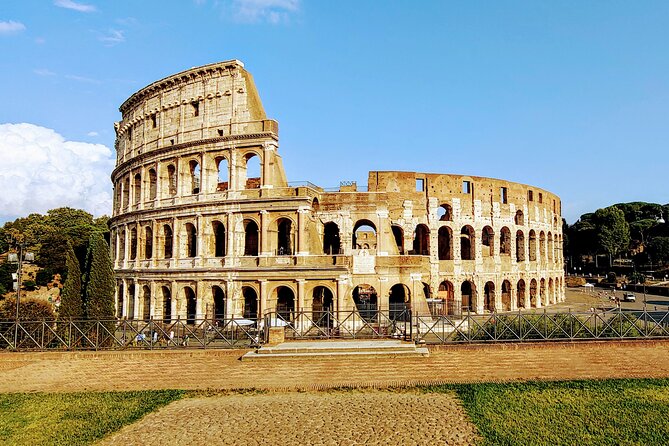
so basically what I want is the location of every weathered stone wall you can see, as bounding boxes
[110,60,565,323]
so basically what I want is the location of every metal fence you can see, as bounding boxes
[3,308,669,351]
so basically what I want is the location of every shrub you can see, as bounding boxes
[0,297,55,321]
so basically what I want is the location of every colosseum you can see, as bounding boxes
[109,60,565,326]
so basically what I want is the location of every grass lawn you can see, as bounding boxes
[431,379,669,446]
[0,390,184,445]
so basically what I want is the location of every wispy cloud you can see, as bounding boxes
[98,28,125,46]
[65,74,101,84]
[35,37,46,44]
[87,131,99,137]
[232,0,300,24]
[0,20,26,35]
[34,68,57,76]
[54,0,96,13]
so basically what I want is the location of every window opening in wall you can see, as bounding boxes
[192,101,199,117]
[323,222,341,255]
[528,230,537,261]
[123,177,130,209]
[130,227,137,260]
[412,224,430,255]
[116,285,124,319]
[516,230,525,261]
[528,190,534,201]
[460,281,475,312]
[242,287,258,319]
[438,226,452,260]
[437,281,455,316]
[244,153,261,189]
[162,287,171,322]
[353,220,377,250]
[460,226,475,260]
[438,204,452,221]
[144,226,153,259]
[553,199,556,213]
[128,285,135,320]
[500,227,511,255]
[119,230,126,262]
[353,284,377,322]
[133,173,141,205]
[501,280,512,311]
[415,178,424,192]
[189,161,201,194]
[213,286,226,321]
[243,220,259,256]
[167,165,177,196]
[391,225,404,255]
[539,192,543,203]
[500,187,508,204]
[484,282,495,312]
[185,223,197,258]
[462,181,472,194]
[184,287,196,324]
[515,210,524,225]
[389,283,410,321]
[163,225,173,259]
[216,158,229,192]
[517,279,526,308]
[217,129,224,137]
[148,169,157,200]
[150,114,157,128]
[277,218,293,255]
[481,226,494,257]
[213,221,226,257]
[142,285,151,321]
[276,286,295,322]
[127,127,132,142]
[312,286,334,327]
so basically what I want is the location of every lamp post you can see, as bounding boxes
[6,236,31,348]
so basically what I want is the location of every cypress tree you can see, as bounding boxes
[84,232,115,320]
[59,244,83,320]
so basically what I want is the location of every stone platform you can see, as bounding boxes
[241,339,430,361]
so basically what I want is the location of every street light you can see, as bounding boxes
[6,235,33,347]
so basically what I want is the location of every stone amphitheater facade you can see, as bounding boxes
[110,60,565,322]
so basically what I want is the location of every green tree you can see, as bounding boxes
[59,244,83,320]
[647,237,669,265]
[83,232,115,320]
[593,206,630,257]
[36,229,69,276]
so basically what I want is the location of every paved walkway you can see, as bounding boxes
[2,340,669,393]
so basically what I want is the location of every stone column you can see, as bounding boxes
[133,281,141,320]
[195,214,203,265]
[260,210,270,256]
[196,280,205,320]
[123,224,129,269]
[121,279,128,318]
[259,280,268,316]
[150,281,157,319]
[225,280,235,318]
[151,220,157,268]
[261,142,277,188]
[199,152,208,195]
[336,278,347,313]
[170,281,178,323]
[297,208,309,255]
[114,281,119,318]
[296,279,306,311]
[510,285,517,311]
[376,210,388,255]
[172,217,179,261]
[226,212,234,260]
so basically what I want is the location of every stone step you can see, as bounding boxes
[241,340,429,361]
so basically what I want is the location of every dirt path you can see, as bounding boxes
[2,340,669,393]
[96,390,480,446]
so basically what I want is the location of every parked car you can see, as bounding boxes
[623,292,636,302]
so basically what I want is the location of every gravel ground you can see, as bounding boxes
[96,390,480,446]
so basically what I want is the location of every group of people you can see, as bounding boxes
[131,330,190,347]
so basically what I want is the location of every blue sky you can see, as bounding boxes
[1,0,668,223]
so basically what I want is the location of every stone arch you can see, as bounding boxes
[144,226,153,259]
[212,220,226,257]
[119,230,126,262]
[391,225,404,255]
[212,285,226,321]
[484,281,495,312]
[128,284,135,320]
[516,279,526,309]
[242,286,258,319]
[184,223,197,258]
[117,284,124,319]
[323,222,341,255]
[539,231,546,262]
[528,230,537,261]
[460,226,475,260]
[515,210,524,225]
[389,283,411,319]
[130,227,138,260]
[438,280,455,315]
[189,159,201,194]
[516,230,525,261]
[142,285,151,321]
[216,156,229,192]
[548,278,555,305]
[163,224,173,258]
[530,279,538,308]
[243,151,261,189]
[540,278,546,306]
[482,226,494,257]
[353,220,377,250]
[461,281,476,311]
[438,226,453,260]
[161,286,172,322]
[133,173,141,205]
[311,285,334,325]
[275,217,295,255]
[183,286,197,324]
[243,219,259,256]
[412,224,430,255]
[275,285,295,321]
[312,198,320,212]
[501,280,512,311]
[500,227,511,255]
[167,164,177,195]
[547,231,553,262]
[438,204,453,221]
[148,168,157,200]
[352,284,377,321]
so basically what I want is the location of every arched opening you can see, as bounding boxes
[516,279,526,309]
[501,280,511,311]
[530,279,538,308]
[438,226,452,260]
[539,231,546,262]
[540,278,546,306]
[117,285,124,319]
[277,218,293,255]
[461,281,475,311]
[389,283,410,320]
[148,169,157,200]
[244,153,261,189]
[412,224,430,255]
[553,234,559,262]
[213,221,226,257]
[144,226,153,259]
[133,173,141,205]
[119,230,126,261]
[548,278,554,305]
[162,286,171,322]
[312,286,334,327]
[130,227,137,260]
[529,230,537,261]
[515,210,524,225]
[353,220,377,250]
[516,230,525,261]
[500,227,511,256]
[242,287,258,319]
[438,281,455,315]
[484,282,495,312]
[391,225,404,255]
[128,285,135,320]
[216,157,229,192]
[482,226,494,257]
[438,204,453,221]
[460,226,475,260]
[163,225,173,259]
[142,285,151,321]
[122,177,130,209]
[212,286,226,321]
[167,164,177,196]
[547,232,553,262]
[185,223,197,258]
[312,198,320,212]
[323,222,341,255]
[189,160,201,194]
[184,287,196,324]
[352,284,377,321]
[244,219,259,256]
[276,286,295,322]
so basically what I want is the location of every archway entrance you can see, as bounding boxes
[242,287,258,319]
[184,287,196,324]
[438,281,455,315]
[276,286,295,322]
[389,283,410,321]
[162,286,171,322]
[501,280,512,311]
[312,286,334,327]
[353,284,377,322]
[484,282,495,312]
[212,286,226,322]
[461,281,475,312]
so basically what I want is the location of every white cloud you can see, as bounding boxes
[54,0,96,13]
[98,28,125,46]
[34,68,57,76]
[0,123,114,220]
[232,0,299,23]
[65,74,101,84]
[87,131,99,137]
[0,20,26,34]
